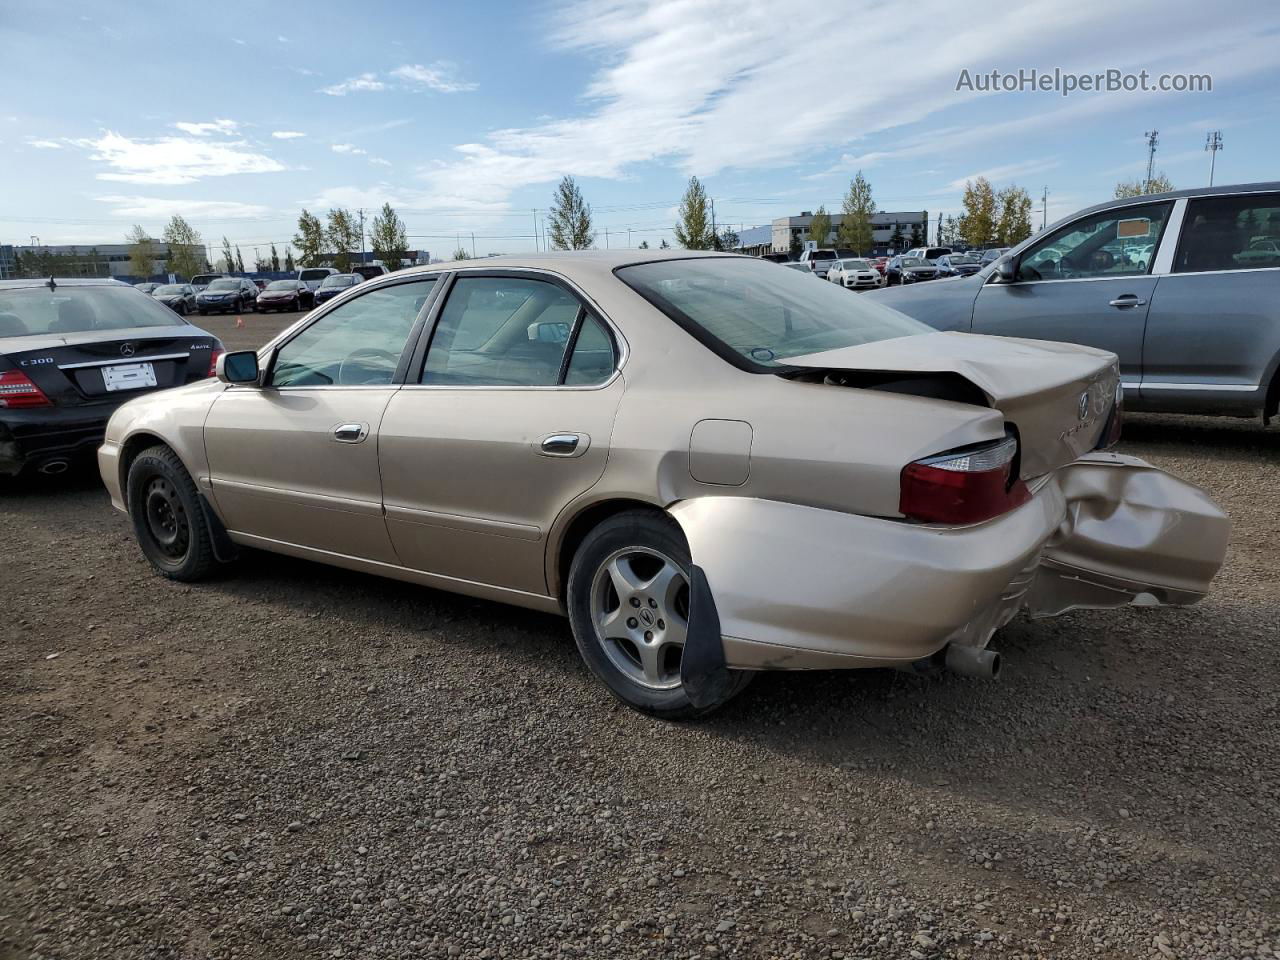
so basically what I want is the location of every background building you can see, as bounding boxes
[769,211,929,256]
[7,242,207,281]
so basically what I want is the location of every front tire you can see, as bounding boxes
[126,445,221,582]
[567,510,752,719]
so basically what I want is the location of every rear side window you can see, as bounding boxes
[0,285,181,338]
[299,269,333,282]
[1174,193,1280,273]
[421,276,613,387]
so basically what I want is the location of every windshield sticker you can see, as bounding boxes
[1116,218,1152,239]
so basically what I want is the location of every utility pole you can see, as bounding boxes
[532,209,539,252]
[1143,130,1159,193]
[1041,186,1049,231]
[710,197,717,245]
[604,228,609,249]
[1205,130,1224,186]
[627,227,632,249]
[357,208,366,265]
[470,232,476,258]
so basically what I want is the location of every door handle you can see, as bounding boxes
[1109,296,1147,308]
[538,433,588,457]
[333,422,368,443]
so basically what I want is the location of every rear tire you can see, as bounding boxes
[566,509,753,719]
[126,445,221,582]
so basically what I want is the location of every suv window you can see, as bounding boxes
[1174,193,1280,273]
[1016,201,1172,281]
[271,279,435,387]
[421,276,608,387]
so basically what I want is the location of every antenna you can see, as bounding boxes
[1144,130,1159,192]
[1205,130,1224,187]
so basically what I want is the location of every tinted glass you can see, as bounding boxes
[206,279,239,291]
[563,314,616,386]
[617,257,930,368]
[272,279,434,387]
[1174,193,1280,273]
[1018,202,1171,281]
[155,285,186,295]
[901,258,926,266]
[809,250,836,260]
[0,285,185,337]
[421,277,581,386]
[298,269,332,282]
[321,275,357,288]
[266,280,297,290]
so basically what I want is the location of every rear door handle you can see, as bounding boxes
[538,433,588,457]
[333,422,368,443]
[1109,296,1147,308]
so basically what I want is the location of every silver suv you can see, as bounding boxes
[868,182,1280,423]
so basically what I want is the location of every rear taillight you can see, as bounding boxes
[1097,382,1124,449]
[0,369,52,408]
[207,346,224,378]
[900,434,1030,525]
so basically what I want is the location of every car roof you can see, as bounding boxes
[0,277,132,291]
[384,249,746,285]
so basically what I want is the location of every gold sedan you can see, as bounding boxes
[98,252,1230,717]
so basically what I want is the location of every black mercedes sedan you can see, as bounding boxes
[0,277,222,479]
[152,283,197,315]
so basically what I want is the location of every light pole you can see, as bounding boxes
[1205,131,1224,186]
[1143,130,1159,193]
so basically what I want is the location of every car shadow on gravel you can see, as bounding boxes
[1122,412,1279,458]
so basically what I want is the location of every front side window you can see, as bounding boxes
[421,276,611,387]
[1017,201,1172,281]
[1174,193,1280,273]
[271,279,435,387]
[616,256,930,369]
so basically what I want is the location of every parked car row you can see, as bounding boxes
[134,266,390,316]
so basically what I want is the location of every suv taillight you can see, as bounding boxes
[900,434,1030,525]
[0,369,52,408]
[207,346,224,378]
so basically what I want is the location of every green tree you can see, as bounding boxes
[451,246,471,260]
[673,176,715,250]
[161,215,204,280]
[126,225,155,279]
[837,171,876,253]
[808,206,832,248]
[326,208,359,271]
[219,236,235,273]
[995,186,1034,246]
[889,224,905,251]
[369,201,409,272]
[234,246,245,273]
[909,222,923,247]
[718,227,739,250]
[547,176,595,250]
[293,209,327,267]
[270,243,281,272]
[1114,173,1175,199]
[958,178,997,248]
[284,247,295,272]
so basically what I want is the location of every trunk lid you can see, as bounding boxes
[0,325,219,407]
[784,331,1120,478]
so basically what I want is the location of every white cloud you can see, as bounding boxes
[277,35,289,43]
[173,118,239,136]
[939,158,1061,193]
[369,157,392,166]
[233,37,246,45]
[320,73,385,96]
[391,62,477,93]
[26,138,63,149]
[96,194,273,219]
[272,130,306,139]
[76,131,286,185]
[332,143,367,155]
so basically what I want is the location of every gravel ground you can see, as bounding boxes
[1,341,1277,958]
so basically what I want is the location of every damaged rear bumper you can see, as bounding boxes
[670,452,1229,672]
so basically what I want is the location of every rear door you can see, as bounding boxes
[379,271,623,595]
[1141,191,1280,413]
[204,275,439,561]
[971,200,1174,389]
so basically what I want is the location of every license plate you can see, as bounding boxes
[103,362,157,392]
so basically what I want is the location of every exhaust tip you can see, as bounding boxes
[38,460,70,475]
[944,643,1001,680]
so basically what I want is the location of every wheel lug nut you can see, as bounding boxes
[657,619,665,629]
[644,631,653,642]
[629,597,640,607]
[627,617,638,629]
[647,598,657,608]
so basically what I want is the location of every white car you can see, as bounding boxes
[828,258,884,289]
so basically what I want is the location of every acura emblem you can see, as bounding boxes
[120,342,136,358]
[1077,391,1090,421]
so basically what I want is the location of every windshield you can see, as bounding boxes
[206,279,239,291]
[266,280,296,290]
[321,275,356,288]
[841,259,869,269]
[192,275,221,284]
[299,269,332,282]
[616,257,929,368]
[901,257,927,267]
[155,284,187,295]
[0,285,184,338]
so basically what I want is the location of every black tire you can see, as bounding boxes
[126,445,221,581]
[566,509,753,719]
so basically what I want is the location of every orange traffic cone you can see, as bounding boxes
[235,315,244,329]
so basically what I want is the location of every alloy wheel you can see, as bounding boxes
[590,547,689,690]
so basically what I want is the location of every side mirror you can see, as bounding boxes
[217,350,260,385]
[527,320,571,343]
[993,256,1016,283]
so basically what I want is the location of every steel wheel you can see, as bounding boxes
[143,475,189,560]
[590,546,689,690]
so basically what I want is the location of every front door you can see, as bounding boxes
[972,200,1174,388]
[204,276,439,561]
[379,273,623,596]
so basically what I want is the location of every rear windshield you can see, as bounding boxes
[321,275,357,288]
[206,279,239,291]
[191,275,222,284]
[154,284,187,295]
[616,257,929,369]
[266,280,297,290]
[299,269,332,282]
[807,250,837,260]
[0,285,183,338]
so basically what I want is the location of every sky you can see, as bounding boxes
[2,0,1279,260]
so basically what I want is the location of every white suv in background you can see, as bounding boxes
[298,267,339,293]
